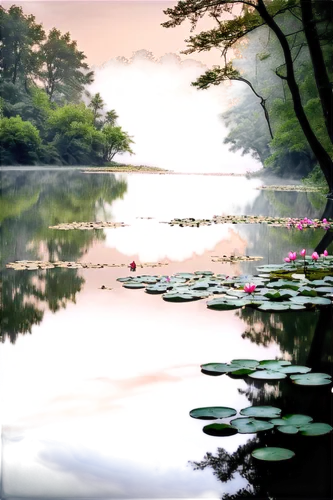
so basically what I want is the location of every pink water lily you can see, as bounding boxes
[300,249,306,257]
[323,250,328,257]
[288,251,297,261]
[166,276,171,282]
[244,283,256,294]
[311,252,319,261]
[284,257,291,263]
[322,218,327,224]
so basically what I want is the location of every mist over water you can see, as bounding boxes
[90,52,261,173]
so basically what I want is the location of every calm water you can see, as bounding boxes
[0,169,332,499]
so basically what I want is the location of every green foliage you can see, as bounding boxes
[0,5,134,165]
[0,116,42,164]
[102,125,134,162]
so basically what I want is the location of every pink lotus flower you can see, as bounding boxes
[311,252,319,261]
[244,283,256,294]
[129,261,137,271]
[288,251,297,261]
[284,257,291,263]
[166,276,171,282]
[296,224,303,230]
[323,250,328,257]
[300,249,306,257]
[322,218,327,224]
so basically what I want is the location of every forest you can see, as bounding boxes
[0,5,134,166]
[162,0,333,192]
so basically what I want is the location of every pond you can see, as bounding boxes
[1,169,332,499]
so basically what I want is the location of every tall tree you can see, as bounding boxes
[162,0,333,197]
[0,5,45,85]
[38,28,94,101]
[88,92,105,124]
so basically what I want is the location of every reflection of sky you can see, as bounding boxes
[2,174,284,498]
[100,174,262,262]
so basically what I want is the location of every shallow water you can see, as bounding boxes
[1,169,332,499]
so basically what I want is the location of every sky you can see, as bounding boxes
[4,1,261,173]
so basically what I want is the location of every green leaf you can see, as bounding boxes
[290,372,332,386]
[276,425,299,434]
[240,406,281,418]
[123,282,146,289]
[190,406,237,420]
[162,292,201,302]
[278,365,312,374]
[249,370,287,380]
[252,447,295,461]
[274,414,313,426]
[230,359,259,369]
[299,423,333,436]
[201,362,242,374]
[207,298,250,310]
[202,423,238,437]
[258,360,291,369]
[230,417,274,433]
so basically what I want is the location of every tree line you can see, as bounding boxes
[0,5,134,166]
[162,0,333,196]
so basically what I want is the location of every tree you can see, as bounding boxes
[0,116,42,164]
[105,109,119,127]
[38,28,94,101]
[88,92,105,125]
[162,0,333,197]
[0,5,45,85]
[102,125,134,162]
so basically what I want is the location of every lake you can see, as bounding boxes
[1,169,332,499]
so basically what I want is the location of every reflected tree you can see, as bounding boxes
[0,170,127,343]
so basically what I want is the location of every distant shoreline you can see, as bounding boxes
[82,165,248,176]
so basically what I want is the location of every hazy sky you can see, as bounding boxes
[6,1,222,67]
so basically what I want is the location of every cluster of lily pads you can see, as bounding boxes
[256,185,321,192]
[200,359,332,385]
[117,268,333,311]
[49,221,127,230]
[6,260,169,271]
[163,215,332,229]
[190,359,332,461]
[211,255,262,263]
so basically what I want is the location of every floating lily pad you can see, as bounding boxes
[230,417,274,433]
[271,414,313,427]
[290,373,332,386]
[116,277,133,282]
[298,286,318,297]
[190,406,237,420]
[202,423,238,437]
[230,359,259,369]
[276,425,299,434]
[194,270,214,276]
[249,370,287,380]
[258,360,291,369]
[162,292,201,302]
[123,282,146,289]
[240,406,281,418]
[252,447,295,461]
[145,285,169,294]
[299,423,333,436]
[290,296,332,306]
[315,286,333,294]
[258,301,306,311]
[207,298,250,310]
[201,362,242,374]
[278,365,312,374]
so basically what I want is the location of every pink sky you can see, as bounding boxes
[5,1,222,67]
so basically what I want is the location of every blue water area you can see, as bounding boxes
[2,434,246,500]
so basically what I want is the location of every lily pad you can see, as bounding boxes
[190,406,237,420]
[230,417,274,433]
[249,370,287,380]
[252,447,295,461]
[271,414,313,426]
[207,298,250,310]
[145,285,170,294]
[116,277,133,282]
[299,423,333,436]
[230,359,259,369]
[258,360,291,369]
[202,423,238,437]
[240,406,281,418]
[290,373,332,386]
[278,365,312,374]
[276,425,299,434]
[123,282,146,289]
[162,292,201,302]
[258,302,306,311]
[290,296,332,306]
[201,363,243,374]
